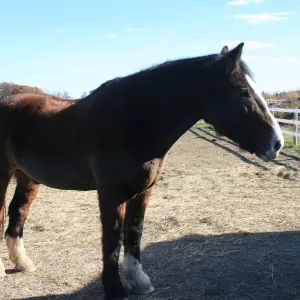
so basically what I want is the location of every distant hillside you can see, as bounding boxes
[263,90,300,109]
[0,81,74,100]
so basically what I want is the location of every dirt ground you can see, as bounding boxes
[1,126,300,300]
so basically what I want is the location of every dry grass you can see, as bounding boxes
[1,128,300,300]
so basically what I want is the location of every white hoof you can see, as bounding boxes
[126,282,155,295]
[123,255,155,295]
[6,236,36,272]
[14,255,36,272]
[0,259,6,278]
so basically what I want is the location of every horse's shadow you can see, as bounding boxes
[22,231,300,300]
[190,127,300,173]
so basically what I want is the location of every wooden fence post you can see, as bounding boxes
[293,108,298,145]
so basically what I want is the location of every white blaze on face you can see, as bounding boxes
[245,74,284,157]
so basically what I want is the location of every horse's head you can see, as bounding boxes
[203,42,284,162]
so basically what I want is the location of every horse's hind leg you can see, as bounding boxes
[5,170,40,272]
[0,173,12,278]
[123,188,154,295]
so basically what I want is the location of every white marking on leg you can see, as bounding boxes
[0,258,6,278]
[123,254,154,294]
[245,75,284,155]
[6,236,36,272]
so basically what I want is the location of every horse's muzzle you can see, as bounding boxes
[256,139,283,162]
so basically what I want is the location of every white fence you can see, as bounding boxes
[266,99,286,105]
[269,107,300,145]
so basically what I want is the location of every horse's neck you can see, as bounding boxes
[138,79,202,155]
[93,67,207,157]
[157,100,201,154]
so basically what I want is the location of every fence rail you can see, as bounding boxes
[269,107,299,145]
[270,107,300,113]
[275,118,300,126]
[266,99,287,105]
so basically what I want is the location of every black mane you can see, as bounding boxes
[89,51,254,100]
[233,59,254,80]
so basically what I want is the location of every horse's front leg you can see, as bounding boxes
[123,188,154,295]
[98,186,128,300]
[5,171,39,272]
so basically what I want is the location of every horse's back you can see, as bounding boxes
[0,93,78,151]
[0,93,76,114]
[0,94,95,189]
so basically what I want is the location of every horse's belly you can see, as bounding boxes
[15,154,97,191]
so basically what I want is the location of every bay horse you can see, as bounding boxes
[0,43,283,300]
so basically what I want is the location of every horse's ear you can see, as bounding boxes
[221,46,229,55]
[228,42,244,67]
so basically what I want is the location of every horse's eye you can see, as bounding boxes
[241,90,249,98]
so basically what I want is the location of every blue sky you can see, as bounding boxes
[0,0,299,97]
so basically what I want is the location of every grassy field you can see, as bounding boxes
[282,133,300,156]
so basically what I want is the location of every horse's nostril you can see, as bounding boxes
[274,140,282,152]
